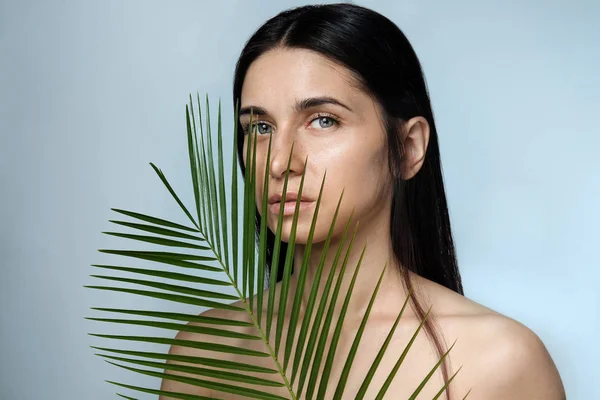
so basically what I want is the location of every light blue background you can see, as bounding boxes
[1,0,598,398]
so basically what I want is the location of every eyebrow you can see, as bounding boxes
[239,96,353,118]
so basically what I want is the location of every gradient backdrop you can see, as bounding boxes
[1,0,598,398]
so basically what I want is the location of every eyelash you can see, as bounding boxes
[241,113,340,135]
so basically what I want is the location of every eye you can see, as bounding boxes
[309,115,338,129]
[243,121,273,135]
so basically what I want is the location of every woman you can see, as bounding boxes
[161,4,565,399]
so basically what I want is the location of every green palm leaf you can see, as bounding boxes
[87,94,459,399]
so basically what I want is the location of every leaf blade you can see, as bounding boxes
[88,334,270,357]
[90,274,237,300]
[90,308,253,327]
[90,346,278,373]
[87,318,260,340]
[110,208,199,232]
[332,262,388,400]
[90,264,232,288]
[102,231,209,250]
[316,244,368,399]
[85,286,240,310]
[354,291,412,399]
[98,353,284,387]
[284,170,327,370]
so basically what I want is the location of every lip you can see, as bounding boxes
[269,200,315,216]
[267,192,315,216]
[267,191,314,204]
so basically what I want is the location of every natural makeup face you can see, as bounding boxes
[239,47,397,244]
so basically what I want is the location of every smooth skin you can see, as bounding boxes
[160,48,566,399]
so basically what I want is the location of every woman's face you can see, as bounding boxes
[240,47,394,244]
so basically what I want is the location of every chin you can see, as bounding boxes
[265,206,347,246]
[278,226,334,247]
[264,219,309,243]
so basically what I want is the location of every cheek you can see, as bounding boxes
[331,142,389,190]
[324,143,391,218]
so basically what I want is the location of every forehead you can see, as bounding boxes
[240,47,362,107]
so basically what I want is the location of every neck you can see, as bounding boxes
[287,215,417,324]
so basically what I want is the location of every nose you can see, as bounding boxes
[267,127,305,181]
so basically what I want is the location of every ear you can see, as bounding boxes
[400,116,430,180]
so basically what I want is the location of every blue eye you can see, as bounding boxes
[256,123,272,134]
[310,116,337,129]
[244,122,272,135]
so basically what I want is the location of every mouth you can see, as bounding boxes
[268,200,315,216]
[267,191,315,216]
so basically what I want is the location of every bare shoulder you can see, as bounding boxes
[160,293,280,399]
[159,307,218,399]
[455,312,565,399]
[159,302,253,400]
[422,280,566,399]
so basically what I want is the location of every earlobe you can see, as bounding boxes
[400,116,430,180]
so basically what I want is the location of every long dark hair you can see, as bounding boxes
[232,3,463,398]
